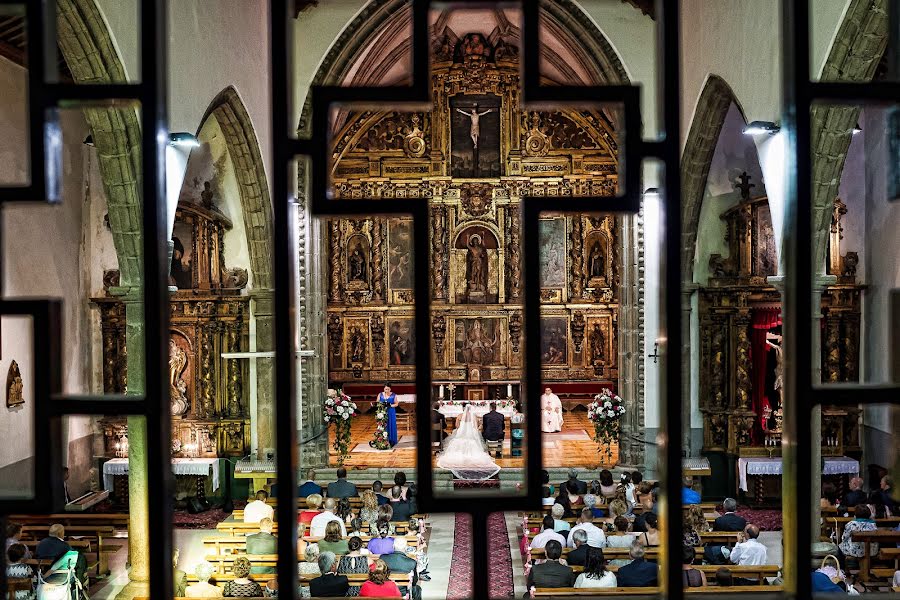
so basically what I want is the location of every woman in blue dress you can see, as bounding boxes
[377,384,399,447]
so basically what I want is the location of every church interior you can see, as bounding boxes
[0,0,898,598]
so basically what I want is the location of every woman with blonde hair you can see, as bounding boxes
[683,505,709,547]
[359,559,401,597]
[360,490,379,527]
[601,498,629,525]
[223,556,263,597]
[299,493,322,525]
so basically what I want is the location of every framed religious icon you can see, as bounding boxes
[539,218,567,289]
[387,218,413,292]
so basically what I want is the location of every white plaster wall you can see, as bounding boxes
[0,316,35,496]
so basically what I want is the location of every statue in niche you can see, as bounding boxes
[459,33,491,62]
[348,327,367,365]
[6,361,24,408]
[200,181,214,210]
[170,237,193,290]
[766,332,784,407]
[169,339,189,416]
[465,233,489,294]
[590,323,606,364]
[463,319,498,365]
[348,242,368,283]
[588,241,605,279]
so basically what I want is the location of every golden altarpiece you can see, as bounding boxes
[325,32,623,400]
[93,202,252,466]
[698,178,864,497]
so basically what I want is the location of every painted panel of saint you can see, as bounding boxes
[388,219,413,290]
[388,318,415,366]
[170,221,194,289]
[454,318,501,365]
[539,219,566,288]
[540,317,568,365]
[450,94,501,178]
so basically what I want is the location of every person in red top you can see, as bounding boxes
[359,559,401,598]
[298,493,322,525]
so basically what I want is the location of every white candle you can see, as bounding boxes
[439,385,445,399]
[507,384,513,398]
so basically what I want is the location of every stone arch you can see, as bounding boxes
[680,74,745,283]
[198,86,274,290]
[57,0,144,287]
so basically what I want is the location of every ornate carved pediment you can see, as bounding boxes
[709,174,777,283]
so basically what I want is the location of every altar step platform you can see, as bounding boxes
[351,429,592,454]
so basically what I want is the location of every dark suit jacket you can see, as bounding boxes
[616,558,658,587]
[391,499,412,522]
[298,481,323,497]
[842,490,867,508]
[246,532,278,573]
[565,543,589,566]
[482,410,505,441]
[527,560,575,589]
[309,573,350,597]
[327,478,358,499]
[713,513,747,532]
[432,410,447,442]
[35,537,72,562]
[566,477,588,495]
[376,493,390,506]
[381,551,418,585]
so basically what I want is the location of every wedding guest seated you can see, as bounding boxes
[681,544,707,587]
[873,475,897,515]
[615,541,658,587]
[682,476,701,504]
[821,482,839,509]
[406,482,419,516]
[372,480,390,505]
[714,498,747,531]
[632,487,658,531]
[567,508,606,548]
[531,515,566,550]
[635,513,660,547]
[5,524,30,558]
[223,556,263,598]
[299,493,323,525]
[389,485,412,522]
[550,503,571,534]
[527,540,574,590]
[601,499,628,525]
[683,505,707,547]
[481,402,505,448]
[185,561,223,598]
[336,497,354,524]
[553,488,574,518]
[620,472,636,505]
[842,477,867,509]
[380,536,420,596]
[566,529,589,566]
[327,467,358,499]
[394,472,409,500]
[368,523,396,555]
[310,498,347,537]
[716,567,734,587]
[598,470,617,499]
[247,517,277,573]
[244,490,274,523]
[606,516,635,549]
[35,523,72,561]
[583,494,604,519]
[839,504,878,564]
[360,490,380,526]
[359,559,401,598]
[299,544,322,577]
[431,401,447,444]
[541,469,555,496]
[338,535,372,577]
[566,468,588,495]
[575,547,617,589]
[730,524,767,566]
[309,551,349,598]
[6,543,34,600]
[542,488,556,507]
[371,504,395,536]
[298,468,322,497]
[318,520,350,555]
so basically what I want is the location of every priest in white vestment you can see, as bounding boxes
[541,387,564,433]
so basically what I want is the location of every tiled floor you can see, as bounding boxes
[333,412,619,469]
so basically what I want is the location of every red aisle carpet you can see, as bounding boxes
[447,512,514,599]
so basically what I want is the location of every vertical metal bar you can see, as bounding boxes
[271,1,300,598]
[781,0,812,597]
[657,0,684,597]
[141,0,173,597]
[522,200,544,507]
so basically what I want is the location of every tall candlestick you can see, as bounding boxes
[439,385,445,399]
[507,384,513,398]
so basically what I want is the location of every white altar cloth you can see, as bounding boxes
[437,401,516,419]
[738,456,859,491]
[103,458,220,492]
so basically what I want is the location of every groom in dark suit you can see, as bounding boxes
[482,402,505,448]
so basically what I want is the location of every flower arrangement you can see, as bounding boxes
[587,389,626,463]
[369,400,391,450]
[324,388,357,464]
[439,399,516,409]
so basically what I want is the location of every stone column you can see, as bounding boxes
[682,285,698,456]
[250,290,275,458]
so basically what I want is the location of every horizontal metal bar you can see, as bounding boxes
[525,195,641,215]
[521,84,640,106]
[811,384,900,406]
[44,83,145,103]
[313,85,431,108]
[311,198,430,217]
[809,81,900,104]
[0,185,49,203]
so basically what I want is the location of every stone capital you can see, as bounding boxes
[249,289,275,317]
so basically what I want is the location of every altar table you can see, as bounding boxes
[737,456,858,492]
[437,401,516,419]
[102,458,220,492]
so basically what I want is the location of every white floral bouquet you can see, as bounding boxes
[587,389,625,463]
[324,388,357,463]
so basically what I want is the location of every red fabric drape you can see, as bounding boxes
[751,308,782,440]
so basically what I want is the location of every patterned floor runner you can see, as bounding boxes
[447,512,514,599]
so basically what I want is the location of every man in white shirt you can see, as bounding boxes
[530,516,566,550]
[567,508,606,548]
[310,498,347,537]
[730,524,767,566]
[243,490,274,524]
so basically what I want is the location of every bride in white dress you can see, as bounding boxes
[436,405,501,480]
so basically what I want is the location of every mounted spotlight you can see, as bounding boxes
[742,121,781,135]
[643,187,660,199]
[851,123,862,135]
[83,134,94,147]
[168,132,200,147]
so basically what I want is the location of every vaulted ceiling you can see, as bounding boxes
[0,13,73,80]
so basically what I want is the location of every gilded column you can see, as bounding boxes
[371,218,385,302]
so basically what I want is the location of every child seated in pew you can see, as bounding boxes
[6,543,34,600]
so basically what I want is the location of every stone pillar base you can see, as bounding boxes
[114,580,150,600]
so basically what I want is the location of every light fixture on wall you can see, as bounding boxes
[742,121,781,135]
[82,134,94,146]
[643,187,660,199]
[168,132,200,147]
[851,123,862,135]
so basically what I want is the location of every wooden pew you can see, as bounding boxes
[5,578,32,600]
[19,525,118,576]
[851,529,900,582]
[528,546,704,561]
[183,571,412,586]
[566,564,780,582]
[202,534,419,556]
[9,513,129,528]
[19,539,122,576]
[204,552,417,574]
[827,517,900,541]
[533,586,783,597]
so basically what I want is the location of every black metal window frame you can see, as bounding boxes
[783,1,900,598]
[273,0,683,597]
[0,1,173,599]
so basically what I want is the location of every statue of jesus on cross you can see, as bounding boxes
[456,103,494,149]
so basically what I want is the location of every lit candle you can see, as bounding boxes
[439,385,445,399]
[507,384,513,398]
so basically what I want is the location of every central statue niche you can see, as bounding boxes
[451,94,501,178]
[453,225,500,303]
